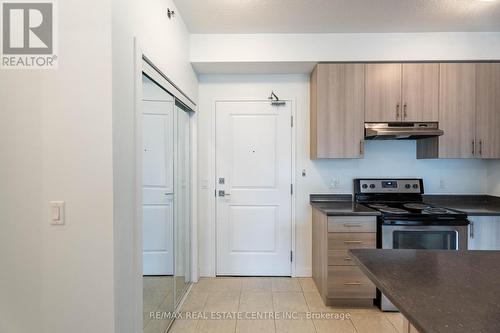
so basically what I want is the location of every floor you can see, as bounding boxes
[160,277,404,333]
[143,276,190,332]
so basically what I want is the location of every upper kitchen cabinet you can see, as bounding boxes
[418,62,500,160]
[310,64,365,159]
[402,64,439,122]
[476,63,500,159]
[365,63,439,123]
[365,64,402,122]
[418,63,476,159]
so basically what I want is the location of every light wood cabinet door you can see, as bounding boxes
[365,64,402,122]
[402,63,439,122]
[438,63,476,158]
[476,63,500,159]
[327,266,376,299]
[310,64,365,159]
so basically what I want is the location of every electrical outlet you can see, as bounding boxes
[439,179,446,189]
[329,177,341,190]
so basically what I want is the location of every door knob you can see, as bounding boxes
[218,190,231,197]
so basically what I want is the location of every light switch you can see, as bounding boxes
[50,201,65,225]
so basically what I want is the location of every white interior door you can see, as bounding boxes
[142,75,175,275]
[216,100,292,276]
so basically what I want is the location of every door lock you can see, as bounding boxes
[218,190,231,197]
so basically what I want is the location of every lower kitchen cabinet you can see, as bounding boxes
[312,208,376,307]
[468,216,500,250]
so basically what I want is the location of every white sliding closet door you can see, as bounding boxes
[142,75,174,276]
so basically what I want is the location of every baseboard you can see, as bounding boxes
[294,267,312,277]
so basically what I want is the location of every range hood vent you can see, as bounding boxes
[365,122,444,140]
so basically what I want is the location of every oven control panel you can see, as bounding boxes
[355,179,423,194]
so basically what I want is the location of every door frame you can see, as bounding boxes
[212,98,297,277]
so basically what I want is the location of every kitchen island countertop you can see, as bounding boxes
[349,249,500,333]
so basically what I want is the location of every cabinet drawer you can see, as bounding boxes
[327,266,376,299]
[328,216,376,233]
[328,233,376,250]
[328,250,356,266]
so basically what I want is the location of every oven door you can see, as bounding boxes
[379,223,468,311]
[382,224,468,250]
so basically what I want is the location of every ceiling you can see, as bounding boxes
[174,0,500,33]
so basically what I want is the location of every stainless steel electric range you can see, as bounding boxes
[353,178,469,311]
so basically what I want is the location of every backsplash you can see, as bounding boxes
[305,140,488,195]
[488,160,500,196]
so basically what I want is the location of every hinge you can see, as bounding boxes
[290,251,293,262]
[291,116,294,127]
[290,184,293,195]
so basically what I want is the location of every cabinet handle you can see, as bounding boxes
[470,221,474,239]
[396,104,400,120]
[472,140,475,156]
[344,282,362,286]
[479,140,483,156]
[344,241,363,244]
[403,103,408,120]
[343,223,363,227]
[344,257,352,261]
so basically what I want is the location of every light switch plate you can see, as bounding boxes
[50,201,65,225]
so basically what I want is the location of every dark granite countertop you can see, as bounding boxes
[310,194,381,216]
[424,195,500,216]
[349,249,500,333]
[310,194,500,217]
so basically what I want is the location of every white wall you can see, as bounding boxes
[487,161,500,196]
[1,0,197,332]
[191,32,500,63]
[191,32,500,74]
[0,71,44,333]
[111,0,198,332]
[197,74,488,277]
[0,1,115,333]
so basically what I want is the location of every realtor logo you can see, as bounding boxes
[1,0,57,68]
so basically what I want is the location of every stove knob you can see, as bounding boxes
[369,184,376,189]
[362,184,368,189]
[413,184,419,189]
[405,184,411,189]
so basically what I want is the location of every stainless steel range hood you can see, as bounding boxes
[365,122,444,140]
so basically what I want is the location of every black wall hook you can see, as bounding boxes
[269,91,286,106]
[269,91,279,101]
